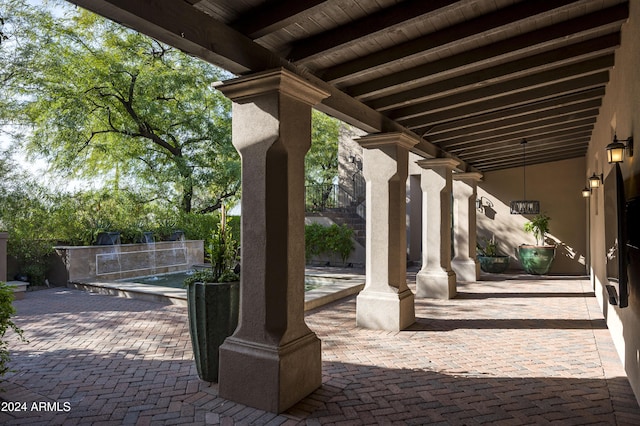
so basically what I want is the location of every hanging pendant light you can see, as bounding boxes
[510,139,540,214]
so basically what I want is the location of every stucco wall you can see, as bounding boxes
[586,0,640,404]
[477,157,587,275]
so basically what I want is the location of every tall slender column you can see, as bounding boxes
[216,69,329,413]
[452,173,483,282]
[356,132,417,331]
[416,159,459,299]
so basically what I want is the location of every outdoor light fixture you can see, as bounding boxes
[606,134,634,164]
[348,155,363,171]
[588,172,603,189]
[581,186,591,198]
[476,196,493,212]
[510,139,540,214]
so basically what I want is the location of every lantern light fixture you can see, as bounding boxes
[588,172,603,189]
[606,134,633,164]
[510,139,540,214]
[581,186,591,198]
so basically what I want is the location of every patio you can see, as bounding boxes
[2,271,639,425]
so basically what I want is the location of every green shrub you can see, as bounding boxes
[305,223,325,262]
[305,223,354,265]
[176,212,217,241]
[0,282,28,384]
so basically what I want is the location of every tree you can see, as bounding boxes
[306,110,341,187]
[0,0,239,214]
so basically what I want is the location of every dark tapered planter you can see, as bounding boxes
[478,255,510,273]
[187,281,239,382]
[517,245,556,275]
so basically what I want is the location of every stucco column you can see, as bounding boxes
[215,68,329,413]
[416,159,460,299]
[356,132,417,331]
[0,232,7,282]
[452,172,483,282]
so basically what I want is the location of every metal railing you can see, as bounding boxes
[305,183,359,212]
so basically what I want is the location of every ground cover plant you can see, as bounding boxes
[0,282,27,386]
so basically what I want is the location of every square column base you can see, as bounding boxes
[218,332,321,413]
[451,258,479,282]
[416,270,457,299]
[356,288,415,331]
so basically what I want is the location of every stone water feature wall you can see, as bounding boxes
[54,240,204,282]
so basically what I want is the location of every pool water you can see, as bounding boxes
[131,271,194,288]
[127,271,320,291]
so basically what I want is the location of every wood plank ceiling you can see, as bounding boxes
[70,0,629,172]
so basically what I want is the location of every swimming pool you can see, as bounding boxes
[129,271,195,288]
[124,271,321,291]
[71,269,364,310]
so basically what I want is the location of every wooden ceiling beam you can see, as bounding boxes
[470,138,589,164]
[463,138,590,164]
[473,149,587,170]
[229,0,328,39]
[434,110,599,147]
[67,0,279,75]
[448,129,593,156]
[401,73,609,130]
[442,122,596,155]
[481,154,587,171]
[389,55,613,121]
[288,0,460,62]
[430,102,601,143]
[344,4,627,96]
[369,34,619,111]
[419,89,604,137]
[320,0,582,82]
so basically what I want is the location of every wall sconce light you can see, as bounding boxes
[348,155,363,171]
[606,134,633,164]
[581,186,591,198]
[476,196,493,212]
[588,172,603,189]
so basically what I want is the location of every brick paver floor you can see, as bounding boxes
[2,274,640,425]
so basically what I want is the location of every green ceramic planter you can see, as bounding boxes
[478,255,510,273]
[187,281,239,382]
[517,245,556,275]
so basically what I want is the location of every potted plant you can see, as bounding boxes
[477,236,510,273]
[517,213,556,275]
[184,205,239,382]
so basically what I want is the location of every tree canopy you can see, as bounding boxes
[0,0,344,214]
[0,0,239,213]
[307,110,340,187]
